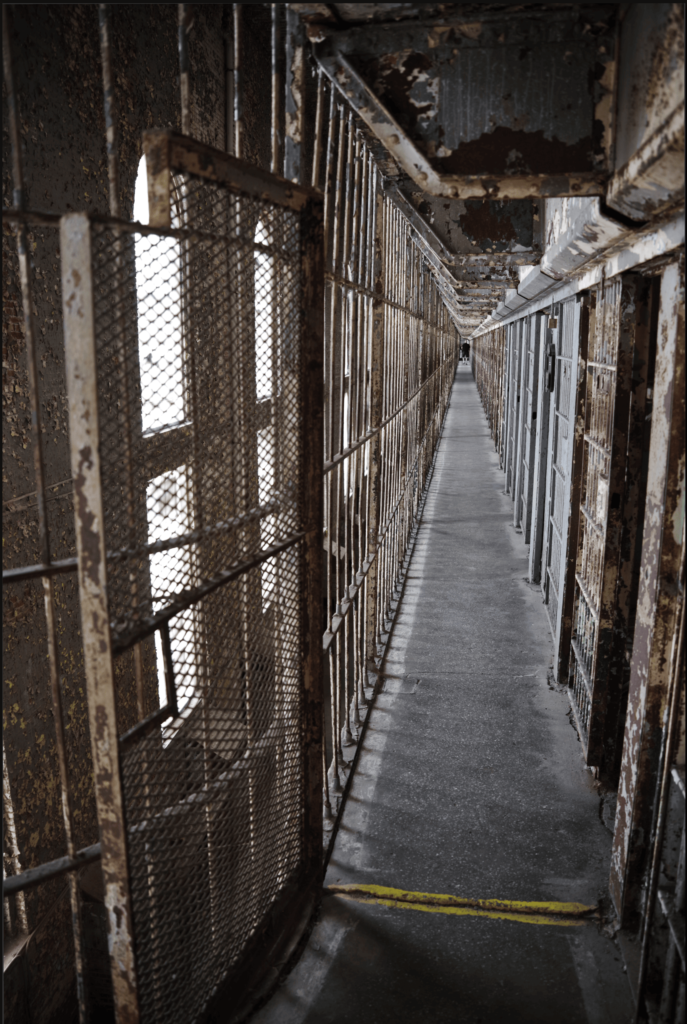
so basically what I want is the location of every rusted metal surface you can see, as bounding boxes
[2,8,228,1021]
[567,276,656,783]
[314,6,617,199]
[3,748,29,932]
[427,196,537,255]
[2,7,684,1021]
[233,3,244,159]
[4,843,102,898]
[271,4,283,176]
[608,102,684,223]
[300,191,326,879]
[99,5,121,220]
[611,260,685,927]
[3,10,90,1021]
[633,527,685,1021]
[61,212,140,1024]
[609,3,684,221]
[284,5,305,184]
[143,129,314,228]
[541,199,630,279]
[178,5,193,137]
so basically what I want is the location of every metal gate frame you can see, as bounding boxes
[60,135,324,1023]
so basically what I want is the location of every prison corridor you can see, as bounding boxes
[4,6,685,1023]
[254,363,633,1024]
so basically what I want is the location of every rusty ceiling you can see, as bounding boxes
[293,2,684,335]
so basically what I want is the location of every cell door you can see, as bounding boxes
[513,318,531,531]
[504,323,522,496]
[61,132,324,1024]
[568,275,655,777]
[519,314,543,543]
[541,297,581,651]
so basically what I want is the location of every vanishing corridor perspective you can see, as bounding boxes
[2,5,684,1024]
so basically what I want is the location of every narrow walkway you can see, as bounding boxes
[255,366,632,1024]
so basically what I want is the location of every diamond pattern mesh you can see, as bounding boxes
[88,177,307,1022]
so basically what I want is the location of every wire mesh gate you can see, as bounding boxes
[60,138,324,1023]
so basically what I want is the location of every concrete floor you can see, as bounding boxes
[254,366,633,1024]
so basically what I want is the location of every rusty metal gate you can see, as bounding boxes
[540,297,581,648]
[60,136,324,1022]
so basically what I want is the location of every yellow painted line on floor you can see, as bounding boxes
[325,884,597,927]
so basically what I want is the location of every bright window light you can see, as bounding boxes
[134,159,198,725]
[134,157,186,435]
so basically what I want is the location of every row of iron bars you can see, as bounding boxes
[1,9,459,1024]
[316,79,458,824]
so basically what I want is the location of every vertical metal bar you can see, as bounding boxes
[3,12,89,1021]
[61,212,140,1023]
[233,4,243,159]
[99,5,120,217]
[311,67,324,189]
[178,3,192,135]
[634,535,685,1023]
[300,194,325,875]
[3,749,28,934]
[223,6,235,156]
[271,4,281,175]
[365,180,384,670]
[100,1,145,722]
[284,4,304,184]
